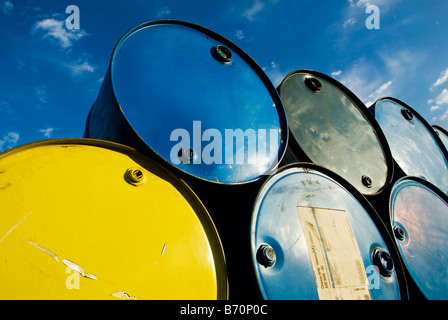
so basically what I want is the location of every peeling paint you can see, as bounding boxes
[112,291,137,300]
[153,243,167,266]
[0,211,33,244]
[26,241,59,262]
[62,259,97,280]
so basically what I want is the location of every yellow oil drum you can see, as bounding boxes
[0,139,227,300]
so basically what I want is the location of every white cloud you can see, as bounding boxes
[436,89,448,106]
[331,70,342,77]
[32,18,87,48]
[235,30,244,40]
[432,68,448,90]
[242,0,265,21]
[263,61,286,88]
[0,132,19,152]
[430,106,440,112]
[1,0,13,15]
[39,127,54,138]
[338,60,394,107]
[156,6,171,18]
[65,60,96,75]
[343,18,357,28]
[34,85,47,105]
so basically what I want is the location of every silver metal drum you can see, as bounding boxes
[370,97,448,194]
[277,70,393,196]
[389,176,448,299]
[432,125,448,155]
[251,163,408,300]
[85,19,288,185]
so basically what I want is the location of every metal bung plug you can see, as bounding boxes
[393,225,405,241]
[304,77,322,92]
[177,148,196,164]
[362,175,372,188]
[126,167,146,186]
[257,244,276,268]
[372,248,394,277]
[211,45,232,64]
[401,108,413,122]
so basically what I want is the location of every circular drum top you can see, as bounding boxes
[0,139,227,299]
[372,97,448,194]
[390,177,448,299]
[251,163,403,300]
[110,20,288,184]
[277,70,392,195]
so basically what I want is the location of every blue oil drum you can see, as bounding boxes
[389,176,448,299]
[277,70,393,196]
[84,19,288,185]
[251,163,408,300]
[369,97,448,195]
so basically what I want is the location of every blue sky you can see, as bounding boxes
[0,0,447,152]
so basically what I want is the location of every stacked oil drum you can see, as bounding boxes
[1,20,447,300]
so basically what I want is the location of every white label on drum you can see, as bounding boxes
[298,206,371,300]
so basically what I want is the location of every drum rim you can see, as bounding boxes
[103,19,289,185]
[250,161,408,300]
[277,69,394,196]
[0,137,229,299]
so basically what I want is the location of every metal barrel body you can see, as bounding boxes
[389,176,448,299]
[250,163,408,300]
[432,125,448,155]
[84,19,288,185]
[83,19,289,299]
[0,139,227,299]
[277,70,393,196]
[369,97,448,195]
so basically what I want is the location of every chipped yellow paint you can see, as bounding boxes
[0,139,227,300]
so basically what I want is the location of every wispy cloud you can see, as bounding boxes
[34,85,47,105]
[262,61,286,87]
[39,127,54,138]
[343,18,357,28]
[234,29,245,40]
[331,70,342,77]
[337,59,394,107]
[156,6,171,18]
[431,67,448,90]
[242,0,265,21]
[65,60,96,75]
[436,89,448,106]
[32,18,87,48]
[0,132,19,152]
[1,0,13,15]
[430,105,440,112]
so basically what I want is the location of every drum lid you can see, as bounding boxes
[278,70,392,195]
[372,97,448,194]
[251,163,402,300]
[110,20,288,184]
[390,176,448,299]
[0,139,227,299]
